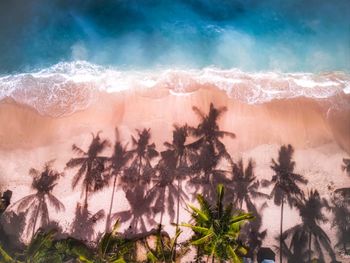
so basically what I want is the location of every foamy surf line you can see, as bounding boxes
[0,61,349,117]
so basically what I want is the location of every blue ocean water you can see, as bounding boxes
[0,0,349,74]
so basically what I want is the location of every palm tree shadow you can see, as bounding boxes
[148,127,191,225]
[283,189,336,263]
[330,187,350,255]
[225,158,269,260]
[342,158,350,176]
[0,210,26,250]
[0,190,12,214]
[188,142,231,201]
[262,144,308,263]
[242,202,268,260]
[279,231,309,263]
[112,184,157,233]
[66,132,110,208]
[11,160,64,239]
[187,103,235,200]
[112,128,158,233]
[70,202,105,242]
[104,128,133,232]
[226,158,269,210]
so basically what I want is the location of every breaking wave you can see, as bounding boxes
[0,61,349,117]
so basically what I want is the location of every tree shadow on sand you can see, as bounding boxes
[329,187,350,255]
[104,128,133,232]
[224,158,269,260]
[226,158,269,211]
[113,129,158,233]
[342,158,350,176]
[148,125,192,226]
[188,103,235,201]
[12,160,64,239]
[282,189,336,263]
[0,211,26,250]
[241,203,268,260]
[0,190,12,214]
[262,144,308,263]
[70,202,105,242]
[66,132,110,209]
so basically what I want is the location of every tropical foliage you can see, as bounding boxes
[181,184,253,262]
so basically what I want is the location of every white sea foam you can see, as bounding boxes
[0,61,349,117]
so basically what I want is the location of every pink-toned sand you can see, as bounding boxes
[0,85,349,261]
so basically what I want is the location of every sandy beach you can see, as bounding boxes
[0,83,349,261]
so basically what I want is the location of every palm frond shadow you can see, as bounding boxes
[241,202,268,259]
[282,189,336,263]
[111,184,157,233]
[11,161,64,239]
[187,103,235,201]
[0,210,26,250]
[342,158,350,176]
[110,128,158,233]
[66,132,110,208]
[70,202,105,242]
[329,187,350,255]
[105,128,133,232]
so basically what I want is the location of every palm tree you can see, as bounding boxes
[342,158,350,176]
[14,161,64,238]
[181,184,254,262]
[282,190,336,262]
[0,227,97,263]
[227,159,269,211]
[105,128,132,231]
[189,103,235,198]
[20,228,61,263]
[97,219,133,262]
[145,225,189,263]
[66,132,110,208]
[55,236,95,262]
[263,144,308,263]
[0,228,61,263]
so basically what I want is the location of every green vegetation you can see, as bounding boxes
[181,184,253,262]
